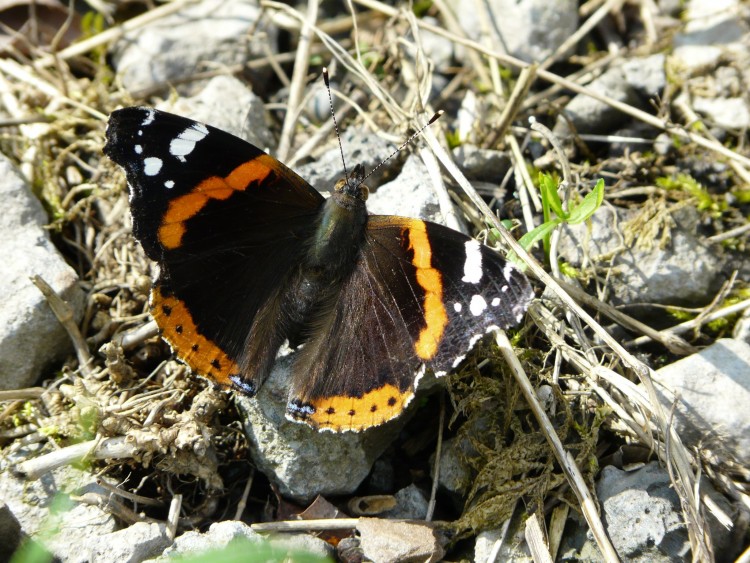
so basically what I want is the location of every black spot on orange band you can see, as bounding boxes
[157,155,278,249]
[152,286,240,387]
[289,383,414,432]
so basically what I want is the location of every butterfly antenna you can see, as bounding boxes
[357,110,444,188]
[323,67,350,184]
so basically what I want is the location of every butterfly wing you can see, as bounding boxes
[105,107,325,392]
[286,215,533,432]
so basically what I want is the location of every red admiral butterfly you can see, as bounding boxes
[104,107,533,432]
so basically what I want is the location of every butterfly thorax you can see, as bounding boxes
[304,176,369,281]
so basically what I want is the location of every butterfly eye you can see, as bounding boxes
[358,186,369,201]
[333,178,347,193]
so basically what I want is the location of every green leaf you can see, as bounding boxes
[517,218,563,252]
[567,179,604,224]
[538,173,566,220]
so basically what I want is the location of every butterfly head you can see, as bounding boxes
[335,163,368,203]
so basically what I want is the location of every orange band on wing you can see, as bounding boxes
[152,286,239,387]
[405,220,448,360]
[157,155,278,249]
[293,384,413,432]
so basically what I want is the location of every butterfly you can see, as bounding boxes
[104,107,533,432]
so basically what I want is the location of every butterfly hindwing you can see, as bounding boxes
[286,215,533,431]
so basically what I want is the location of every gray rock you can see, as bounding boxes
[160,520,262,558]
[235,353,408,503]
[733,305,750,344]
[268,533,334,560]
[621,54,667,99]
[366,153,442,223]
[358,518,444,563]
[0,153,85,390]
[557,511,606,562]
[607,122,662,157]
[159,75,274,150]
[593,462,735,561]
[0,446,118,561]
[714,64,744,97]
[657,0,683,17]
[553,66,640,138]
[456,0,578,64]
[672,0,750,70]
[474,524,533,563]
[366,457,395,493]
[158,521,333,561]
[597,463,690,561]
[692,96,750,130]
[82,522,170,563]
[111,0,275,95]
[381,484,429,520]
[433,436,472,505]
[418,17,456,71]
[651,338,750,466]
[557,205,726,306]
[452,145,512,183]
[294,126,393,194]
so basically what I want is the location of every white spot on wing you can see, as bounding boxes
[454,302,462,313]
[469,295,487,316]
[141,109,155,126]
[164,180,175,189]
[143,157,162,176]
[461,239,483,284]
[170,123,209,162]
[134,145,143,154]
[491,297,501,307]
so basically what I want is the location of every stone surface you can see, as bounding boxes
[366,153,443,223]
[159,75,274,150]
[557,205,726,306]
[474,524,533,563]
[452,145,512,183]
[293,125,393,194]
[82,522,170,563]
[733,305,750,344]
[433,436,472,506]
[692,96,750,130]
[158,521,333,561]
[651,338,750,466]
[456,0,578,64]
[235,353,409,503]
[357,518,444,563]
[0,153,85,390]
[0,446,118,561]
[380,484,429,520]
[553,55,665,140]
[159,520,263,558]
[111,0,274,95]
[620,54,667,99]
[672,0,750,70]
[553,66,639,138]
[598,463,690,561]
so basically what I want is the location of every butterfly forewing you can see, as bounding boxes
[105,107,325,390]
